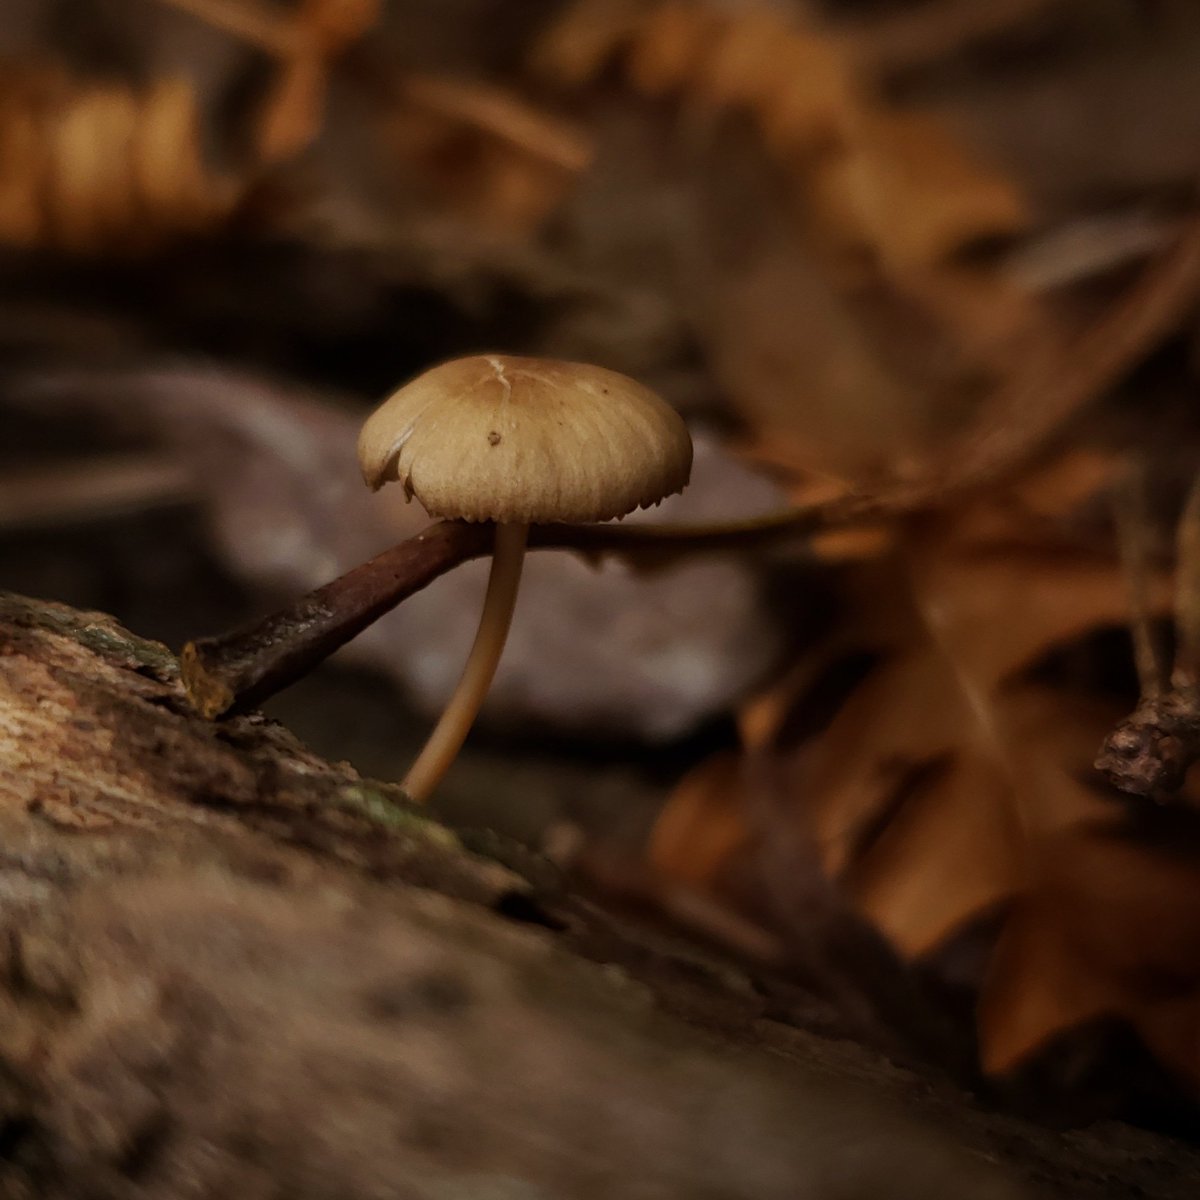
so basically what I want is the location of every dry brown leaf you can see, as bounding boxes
[976,891,1118,1076]
[300,0,381,51]
[626,0,718,98]
[753,32,858,158]
[981,823,1200,1081]
[535,0,1200,1095]
[528,0,645,88]
[133,78,228,235]
[257,49,330,164]
[535,0,1051,501]
[696,226,939,481]
[153,0,294,56]
[774,536,1144,956]
[837,685,1118,956]
[0,0,383,255]
[694,171,1200,503]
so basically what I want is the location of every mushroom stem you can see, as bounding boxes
[402,521,528,803]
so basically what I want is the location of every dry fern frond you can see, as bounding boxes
[644,439,1200,1085]
[0,69,239,255]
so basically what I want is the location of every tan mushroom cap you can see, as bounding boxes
[358,354,693,524]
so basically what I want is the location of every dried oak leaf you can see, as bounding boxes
[654,513,1159,938]
[812,108,1027,277]
[538,0,1200,1090]
[648,470,1200,1081]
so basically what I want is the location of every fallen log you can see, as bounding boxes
[0,590,1195,1199]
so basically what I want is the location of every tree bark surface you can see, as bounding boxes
[0,590,1196,1199]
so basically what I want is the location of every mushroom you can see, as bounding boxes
[358,354,693,802]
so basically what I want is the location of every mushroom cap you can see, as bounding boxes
[358,354,693,523]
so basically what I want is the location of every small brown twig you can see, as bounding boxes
[1097,470,1200,798]
[186,215,1200,724]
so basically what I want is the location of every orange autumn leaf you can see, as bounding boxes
[981,824,1200,1080]
[537,0,1200,1094]
[381,76,592,238]
[647,751,752,893]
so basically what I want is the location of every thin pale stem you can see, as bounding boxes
[402,521,528,803]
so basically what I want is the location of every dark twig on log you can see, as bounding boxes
[181,499,871,719]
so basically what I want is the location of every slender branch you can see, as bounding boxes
[925,214,1200,503]
[182,520,491,718]
[399,74,592,171]
[181,499,868,719]
[1172,469,1200,690]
